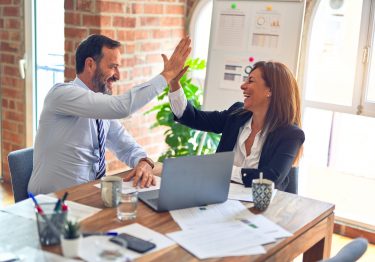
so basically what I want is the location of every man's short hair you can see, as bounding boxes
[75,34,121,74]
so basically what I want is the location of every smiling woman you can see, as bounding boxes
[168,60,304,192]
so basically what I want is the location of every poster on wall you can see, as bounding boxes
[250,9,282,49]
[204,0,306,111]
[220,56,254,90]
[213,3,248,51]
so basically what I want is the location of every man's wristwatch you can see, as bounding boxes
[139,157,155,169]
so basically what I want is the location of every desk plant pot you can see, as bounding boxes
[61,220,81,258]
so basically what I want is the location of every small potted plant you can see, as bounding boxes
[60,220,81,258]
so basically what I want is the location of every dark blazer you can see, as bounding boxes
[175,102,305,191]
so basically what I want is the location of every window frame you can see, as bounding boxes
[188,0,212,60]
[361,0,375,115]
[300,0,375,117]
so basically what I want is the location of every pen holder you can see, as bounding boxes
[35,203,67,246]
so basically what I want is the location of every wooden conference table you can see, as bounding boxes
[1,168,335,261]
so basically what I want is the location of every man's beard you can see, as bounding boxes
[92,68,112,95]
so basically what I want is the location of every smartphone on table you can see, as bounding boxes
[110,233,156,253]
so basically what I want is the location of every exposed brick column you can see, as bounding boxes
[64,0,189,173]
[0,0,25,182]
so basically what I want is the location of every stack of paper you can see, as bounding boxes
[13,246,80,261]
[167,221,272,259]
[79,223,175,262]
[168,200,292,259]
[94,176,161,193]
[228,183,277,202]
[0,194,101,222]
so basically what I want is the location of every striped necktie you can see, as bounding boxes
[96,119,106,179]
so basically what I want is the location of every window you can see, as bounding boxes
[35,0,65,130]
[188,0,213,82]
[304,0,363,108]
[25,0,64,142]
[300,0,375,228]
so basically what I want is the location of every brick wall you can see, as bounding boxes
[0,0,199,182]
[0,0,25,182]
[64,0,192,174]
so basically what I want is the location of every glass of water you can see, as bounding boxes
[117,188,138,221]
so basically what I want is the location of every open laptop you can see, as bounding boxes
[138,151,234,212]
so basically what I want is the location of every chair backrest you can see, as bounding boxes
[8,147,34,202]
[285,167,298,194]
[321,237,368,262]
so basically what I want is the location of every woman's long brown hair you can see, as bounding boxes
[235,61,303,164]
[253,61,302,131]
[255,61,303,165]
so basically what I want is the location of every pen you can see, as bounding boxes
[53,199,61,212]
[59,192,69,212]
[54,191,68,212]
[82,232,118,237]
[61,204,68,212]
[28,192,44,214]
[61,192,69,204]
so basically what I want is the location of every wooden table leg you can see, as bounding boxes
[303,213,334,262]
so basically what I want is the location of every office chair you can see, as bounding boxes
[321,237,368,262]
[8,147,34,202]
[285,167,298,194]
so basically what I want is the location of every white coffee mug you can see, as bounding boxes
[101,176,122,207]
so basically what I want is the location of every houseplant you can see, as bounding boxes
[146,58,221,161]
[60,220,81,258]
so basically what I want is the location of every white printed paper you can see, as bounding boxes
[170,200,255,230]
[79,223,175,261]
[14,246,80,262]
[94,176,161,193]
[0,194,101,222]
[167,221,271,259]
[240,215,292,239]
[228,183,278,202]
[213,2,248,51]
[170,200,291,239]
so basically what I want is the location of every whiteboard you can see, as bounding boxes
[203,0,305,111]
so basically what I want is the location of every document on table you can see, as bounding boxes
[94,176,161,193]
[79,223,175,261]
[240,215,292,239]
[228,183,278,202]
[170,200,292,239]
[167,221,273,259]
[0,194,101,222]
[170,200,253,230]
[12,246,80,261]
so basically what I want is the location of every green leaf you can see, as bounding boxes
[145,57,221,160]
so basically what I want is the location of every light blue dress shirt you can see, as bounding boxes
[28,75,167,194]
